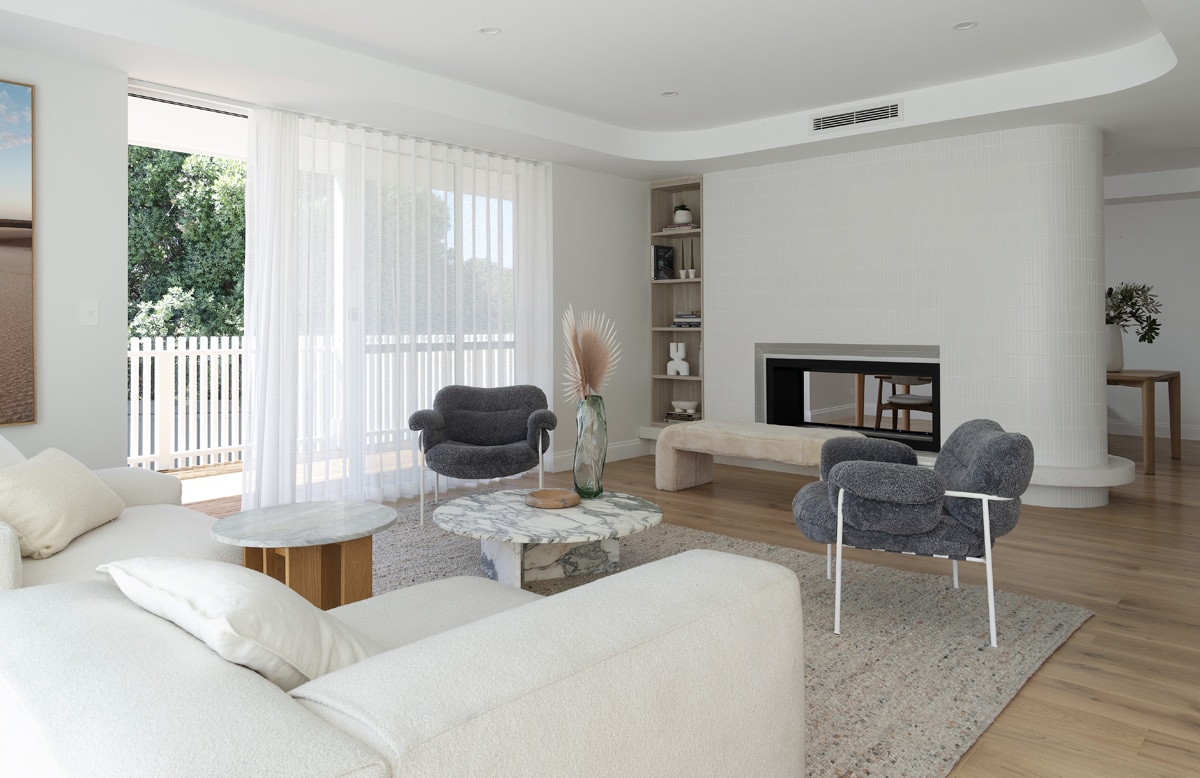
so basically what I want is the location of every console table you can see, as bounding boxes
[1106,369,1181,475]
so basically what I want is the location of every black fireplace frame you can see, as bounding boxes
[764,357,941,452]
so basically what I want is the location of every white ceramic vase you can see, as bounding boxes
[673,208,692,224]
[1105,323,1124,372]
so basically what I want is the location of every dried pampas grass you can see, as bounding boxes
[562,305,622,403]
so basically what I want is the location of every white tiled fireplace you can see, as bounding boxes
[702,124,1132,507]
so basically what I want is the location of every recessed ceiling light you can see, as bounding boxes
[952,21,978,30]
[660,91,680,97]
[479,26,501,35]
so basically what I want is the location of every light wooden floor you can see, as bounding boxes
[188,434,1200,776]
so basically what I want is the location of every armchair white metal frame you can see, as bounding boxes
[416,441,545,525]
[826,487,1014,647]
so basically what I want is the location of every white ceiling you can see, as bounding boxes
[2,0,1199,180]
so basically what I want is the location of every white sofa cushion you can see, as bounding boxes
[0,581,389,777]
[331,575,543,649]
[294,549,806,775]
[99,557,386,691]
[0,448,126,559]
[93,466,183,507]
[18,503,242,588]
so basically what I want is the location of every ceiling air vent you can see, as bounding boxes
[811,102,902,133]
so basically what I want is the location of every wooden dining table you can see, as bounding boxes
[1106,369,1182,475]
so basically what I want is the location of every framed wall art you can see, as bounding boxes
[0,78,34,426]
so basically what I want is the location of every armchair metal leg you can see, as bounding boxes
[982,500,998,647]
[826,544,832,580]
[834,490,846,636]
[418,460,426,525]
[538,447,545,489]
[952,559,959,589]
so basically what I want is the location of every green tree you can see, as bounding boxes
[127,146,246,337]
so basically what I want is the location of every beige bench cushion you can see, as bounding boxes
[656,420,863,491]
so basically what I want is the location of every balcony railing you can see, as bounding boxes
[128,336,244,470]
[127,334,516,471]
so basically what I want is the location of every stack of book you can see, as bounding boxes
[672,311,701,328]
[664,411,701,424]
[662,222,699,232]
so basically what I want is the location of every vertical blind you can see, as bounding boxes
[243,109,551,507]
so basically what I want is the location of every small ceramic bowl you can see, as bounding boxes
[671,401,699,414]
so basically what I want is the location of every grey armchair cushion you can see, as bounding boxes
[935,419,1034,536]
[793,419,1034,561]
[792,483,987,558]
[425,441,541,481]
[527,409,557,452]
[407,410,445,449]
[817,437,915,481]
[828,461,944,535]
[409,385,557,482]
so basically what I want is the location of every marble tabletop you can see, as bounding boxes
[211,501,398,548]
[432,490,662,544]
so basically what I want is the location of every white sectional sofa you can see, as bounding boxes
[0,549,806,776]
[0,433,239,590]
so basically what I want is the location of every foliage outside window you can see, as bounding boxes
[128,146,246,338]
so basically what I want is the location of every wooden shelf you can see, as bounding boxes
[651,227,701,238]
[648,176,703,426]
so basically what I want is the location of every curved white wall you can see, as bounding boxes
[704,124,1110,505]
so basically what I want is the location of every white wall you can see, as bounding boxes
[704,125,1109,504]
[1105,197,1200,439]
[0,44,129,467]
[550,164,651,471]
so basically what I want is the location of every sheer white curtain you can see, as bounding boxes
[243,109,552,508]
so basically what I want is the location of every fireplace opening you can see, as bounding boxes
[765,357,941,452]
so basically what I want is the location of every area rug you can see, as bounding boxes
[372,503,1091,778]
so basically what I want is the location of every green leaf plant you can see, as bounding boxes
[1105,282,1162,343]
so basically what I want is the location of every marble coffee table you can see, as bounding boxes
[212,501,397,609]
[432,490,662,588]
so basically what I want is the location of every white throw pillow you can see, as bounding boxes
[0,448,126,559]
[98,557,385,691]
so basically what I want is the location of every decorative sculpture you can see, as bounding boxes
[666,342,690,376]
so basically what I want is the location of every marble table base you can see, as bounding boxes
[480,538,620,588]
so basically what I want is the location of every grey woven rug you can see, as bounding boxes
[373,502,1091,778]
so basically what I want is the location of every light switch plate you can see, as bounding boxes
[79,300,98,326]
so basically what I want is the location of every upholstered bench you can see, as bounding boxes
[655,420,864,491]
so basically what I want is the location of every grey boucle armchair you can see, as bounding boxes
[792,419,1034,646]
[408,385,557,522]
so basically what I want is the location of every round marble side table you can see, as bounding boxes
[212,501,396,609]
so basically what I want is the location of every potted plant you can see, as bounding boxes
[673,202,693,225]
[1104,282,1162,371]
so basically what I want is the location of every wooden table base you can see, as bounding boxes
[243,535,373,609]
[1106,370,1182,475]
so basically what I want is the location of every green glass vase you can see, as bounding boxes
[573,395,607,498]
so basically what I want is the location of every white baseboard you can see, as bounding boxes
[549,437,654,474]
[1108,420,1200,440]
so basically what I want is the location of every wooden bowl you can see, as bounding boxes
[524,489,581,509]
